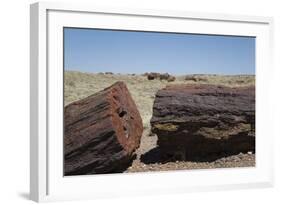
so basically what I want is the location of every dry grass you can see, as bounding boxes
[64,71,255,128]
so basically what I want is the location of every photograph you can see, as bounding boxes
[63,27,255,176]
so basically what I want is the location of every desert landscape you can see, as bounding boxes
[64,71,255,175]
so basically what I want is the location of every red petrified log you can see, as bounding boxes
[64,81,143,175]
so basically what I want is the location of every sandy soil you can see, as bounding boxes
[64,71,255,173]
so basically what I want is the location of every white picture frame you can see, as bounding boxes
[30,1,274,202]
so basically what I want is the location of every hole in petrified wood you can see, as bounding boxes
[123,126,129,138]
[119,110,127,118]
[116,108,129,138]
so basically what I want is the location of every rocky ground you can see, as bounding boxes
[64,71,255,173]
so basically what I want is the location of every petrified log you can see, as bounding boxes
[147,72,160,80]
[167,76,176,82]
[64,81,143,175]
[159,73,170,80]
[150,84,255,161]
[185,74,208,82]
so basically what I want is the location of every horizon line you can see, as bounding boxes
[65,69,255,76]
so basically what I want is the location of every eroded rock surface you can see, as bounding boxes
[150,84,255,161]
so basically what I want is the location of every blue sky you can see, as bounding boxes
[64,28,255,75]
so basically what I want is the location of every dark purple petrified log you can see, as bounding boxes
[151,84,255,160]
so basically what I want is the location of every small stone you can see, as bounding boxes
[247,151,253,155]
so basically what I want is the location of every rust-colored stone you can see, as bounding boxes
[64,81,143,175]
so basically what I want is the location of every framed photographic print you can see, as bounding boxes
[30,2,274,202]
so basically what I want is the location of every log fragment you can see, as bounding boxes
[150,84,255,160]
[64,81,143,175]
